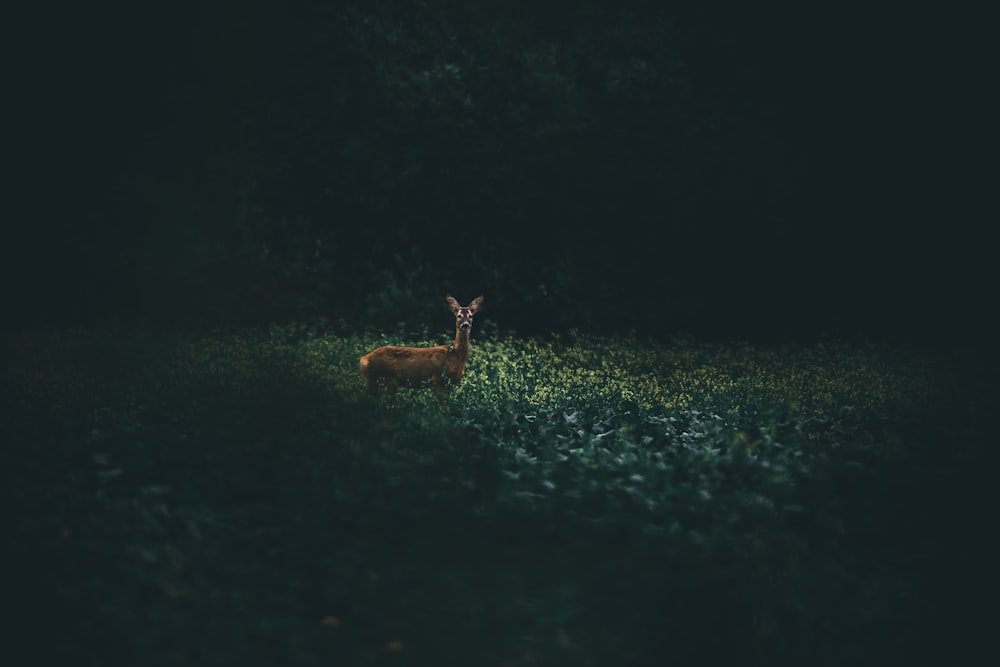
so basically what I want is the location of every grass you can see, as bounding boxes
[2,323,988,666]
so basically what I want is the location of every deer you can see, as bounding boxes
[359,295,484,395]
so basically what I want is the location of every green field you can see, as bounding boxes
[4,325,987,665]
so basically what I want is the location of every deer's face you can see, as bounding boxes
[447,295,483,332]
[456,307,475,330]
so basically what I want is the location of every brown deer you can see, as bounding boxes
[359,295,484,395]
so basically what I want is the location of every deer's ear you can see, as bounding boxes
[468,295,484,314]
[446,295,461,313]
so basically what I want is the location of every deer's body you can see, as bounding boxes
[359,295,483,395]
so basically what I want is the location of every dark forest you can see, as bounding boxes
[4,2,993,665]
[8,1,989,343]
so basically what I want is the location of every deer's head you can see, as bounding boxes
[448,295,484,331]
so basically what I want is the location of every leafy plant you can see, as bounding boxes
[4,326,970,666]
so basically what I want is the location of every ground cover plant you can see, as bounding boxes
[4,324,987,666]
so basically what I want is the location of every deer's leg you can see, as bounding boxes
[431,376,449,397]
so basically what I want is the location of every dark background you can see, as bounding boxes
[4,5,995,664]
[7,1,989,344]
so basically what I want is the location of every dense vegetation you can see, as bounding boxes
[5,324,986,665]
[9,3,987,663]
[19,0,958,346]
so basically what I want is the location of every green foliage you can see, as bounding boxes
[4,326,970,665]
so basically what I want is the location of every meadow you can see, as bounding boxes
[3,323,986,666]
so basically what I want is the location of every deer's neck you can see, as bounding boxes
[450,327,471,361]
